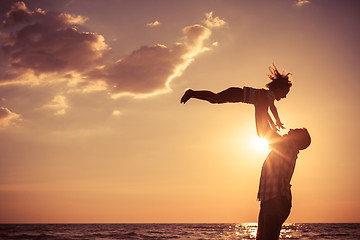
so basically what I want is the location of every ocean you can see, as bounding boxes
[0,223,359,239]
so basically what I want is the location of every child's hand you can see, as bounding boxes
[276,121,285,130]
[268,119,277,131]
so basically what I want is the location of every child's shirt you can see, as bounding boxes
[243,86,274,106]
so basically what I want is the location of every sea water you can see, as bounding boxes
[0,223,359,239]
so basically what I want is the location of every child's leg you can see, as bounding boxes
[181,89,195,103]
[217,87,244,103]
[182,89,222,103]
[181,87,244,104]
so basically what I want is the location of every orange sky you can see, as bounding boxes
[0,0,359,223]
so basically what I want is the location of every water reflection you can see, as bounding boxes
[229,223,258,238]
[228,223,306,239]
[280,223,302,239]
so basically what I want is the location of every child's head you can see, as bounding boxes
[266,64,292,100]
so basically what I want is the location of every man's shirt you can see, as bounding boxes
[257,137,299,201]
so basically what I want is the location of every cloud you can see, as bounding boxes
[0,1,109,85]
[43,95,69,115]
[0,106,21,128]
[146,20,161,27]
[112,110,121,117]
[202,11,227,28]
[295,0,311,7]
[87,24,212,97]
[0,2,226,110]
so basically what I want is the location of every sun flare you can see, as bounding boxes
[252,136,269,152]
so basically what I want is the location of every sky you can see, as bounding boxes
[0,0,359,223]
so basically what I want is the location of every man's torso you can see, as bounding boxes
[257,139,299,201]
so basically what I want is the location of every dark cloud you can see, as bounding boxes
[87,24,212,97]
[0,2,225,99]
[88,44,185,95]
[0,1,109,84]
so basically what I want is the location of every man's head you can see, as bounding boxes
[287,128,311,150]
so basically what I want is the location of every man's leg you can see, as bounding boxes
[256,197,291,240]
[256,203,265,240]
[262,211,285,240]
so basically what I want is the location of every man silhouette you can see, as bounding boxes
[254,94,311,240]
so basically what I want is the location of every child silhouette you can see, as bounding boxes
[180,64,292,131]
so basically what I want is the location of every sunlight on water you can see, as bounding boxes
[0,223,359,239]
[230,223,258,238]
[280,223,303,239]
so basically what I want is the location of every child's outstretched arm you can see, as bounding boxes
[269,102,285,130]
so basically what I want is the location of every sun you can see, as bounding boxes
[252,136,269,152]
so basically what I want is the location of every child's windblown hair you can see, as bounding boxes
[266,64,292,91]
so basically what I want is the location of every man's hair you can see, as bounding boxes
[265,64,292,91]
[293,128,311,150]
